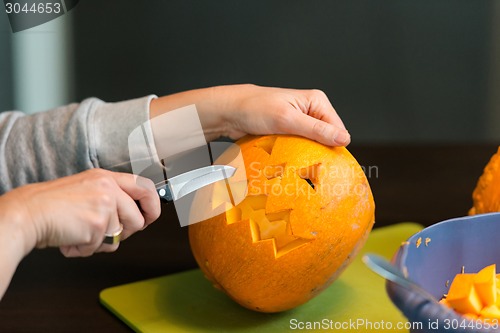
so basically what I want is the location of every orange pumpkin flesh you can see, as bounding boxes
[470,147,500,215]
[189,135,375,313]
[440,264,500,320]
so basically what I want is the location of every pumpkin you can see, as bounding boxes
[188,135,375,312]
[470,147,500,215]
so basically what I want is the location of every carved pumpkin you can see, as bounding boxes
[469,147,500,215]
[189,135,375,312]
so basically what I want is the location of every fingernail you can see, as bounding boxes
[335,130,350,145]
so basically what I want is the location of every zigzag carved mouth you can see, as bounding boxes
[225,195,312,258]
[221,137,315,258]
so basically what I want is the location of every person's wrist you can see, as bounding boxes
[209,83,257,139]
[0,192,37,257]
[217,83,255,113]
[206,85,232,138]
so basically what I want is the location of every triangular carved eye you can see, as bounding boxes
[254,136,277,155]
[297,164,321,190]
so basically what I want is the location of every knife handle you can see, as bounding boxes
[157,183,173,202]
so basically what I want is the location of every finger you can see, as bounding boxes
[57,185,122,256]
[88,170,151,238]
[61,241,120,257]
[290,88,348,131]
[310,96,347,131]
[60,238,120,257]
[90,174,146,241]
[280,111,351,147]
[111,188,145,240]
[95,213,122,253]
[60,245,79,257]
[59,212,121,256]
[60,245,75,257]
[109,173,161,226]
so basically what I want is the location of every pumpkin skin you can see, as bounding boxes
[469,147,500,215]
[189,135,375,313]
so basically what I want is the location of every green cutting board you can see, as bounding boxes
[100,223,422,333]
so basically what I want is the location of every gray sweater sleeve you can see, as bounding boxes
[0,95,157,194]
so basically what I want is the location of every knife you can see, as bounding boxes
[103,165,236,245]
[155,165,236,201]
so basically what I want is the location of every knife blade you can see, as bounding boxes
[155,165,236,201]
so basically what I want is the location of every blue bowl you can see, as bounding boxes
[387,213,500,333]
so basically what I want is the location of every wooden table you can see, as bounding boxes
[0,144,497,332]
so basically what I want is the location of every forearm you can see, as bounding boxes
[0,95,156,193]
[149,85,246,142]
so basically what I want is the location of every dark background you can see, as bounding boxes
[71,0,496,143]
[1,0,498,143]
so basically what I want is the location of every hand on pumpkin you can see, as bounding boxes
[150,84,350,146]
[0,169,160,300]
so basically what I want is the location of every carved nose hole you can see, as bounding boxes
[304,178,315,189]
[297,163,321,191]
